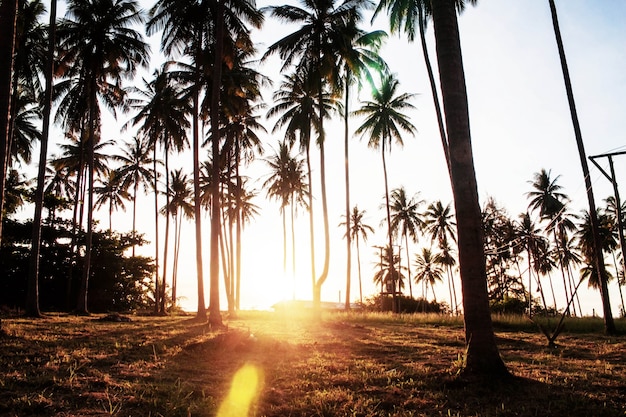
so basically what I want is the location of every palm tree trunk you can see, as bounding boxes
[305,137,316,294]
[431,0,507,375]
[0,0,18,245]
[291,202,296,300]
[404,234,412,298]
[381,141,397,313]
[161,145,171,314]
[132,178,138,257]
[314,77,330,316]
[26,0,57,318]
[235,143,242,311]
[77,81,98,315]
[192,86,206,321]
[152,144,160,314]
[548,0,615,334]
[418,2,451,179]
[356,235,363,304]
[344,77,352,310]
[208,0,225,327]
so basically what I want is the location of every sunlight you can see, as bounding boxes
[217,364,263,417]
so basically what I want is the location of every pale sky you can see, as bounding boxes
[31,0,626,315]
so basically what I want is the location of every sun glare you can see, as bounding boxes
[217,364,263,417]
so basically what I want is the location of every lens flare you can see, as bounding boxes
[217,364,263,417]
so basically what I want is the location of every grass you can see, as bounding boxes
[0,311,625,416]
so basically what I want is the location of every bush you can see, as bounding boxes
[363,294,445,314]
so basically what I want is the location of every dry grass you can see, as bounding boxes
[0,311,625,416]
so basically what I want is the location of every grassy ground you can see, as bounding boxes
[0,311,625,416]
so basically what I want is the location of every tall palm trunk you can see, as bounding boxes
[417,2,450,179]
[548,0,615,334]
[152,144,160,314]
[355,234,363,304]
[192,85,206,321]
[290,201,296,299]
[160,144,170,314]
[66,142,85,309]
[404,234,412,298]
[208,0,225,327]
[314,72,330,316]
[381,139,397,313]
[26,0,57,318]
[77,79,98,314]
[305,134,316,294]
[131,178,138,257]
[0,0,18,245]
[431,0,507,376]
[235,141,242,310]
[343,77,352,309]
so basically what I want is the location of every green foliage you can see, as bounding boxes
[0,218,154,312]
[363,294,445,314]
[490,296,528,315]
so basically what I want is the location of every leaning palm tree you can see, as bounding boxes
[354,73,416,312]
[389,186,425,299]
[263,0,367,314]
[55,0,149,314]
[430,0,507,375]
[340,205,374,304]
[548,0,615,334]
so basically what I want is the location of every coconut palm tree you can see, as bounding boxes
[413,247,444,303]
[372,244,406,298]
[548,0,615,334]
[93,170,131,233]
[130,66,190,314]
[113,136,156,256]
[55,0,149,314]
[336,26,387,310]
[430,0,507,375]
[263,0,367,314]
[164,168,194,310]
[354,73,416,312]
[148,0,262,325]
[515,212,549,315]
[340,205,374,304]
[264,141,309,299]
[389,186,425,299]
[266,69,325,299]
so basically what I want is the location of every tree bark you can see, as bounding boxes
[548,0,615,334]
[0,0,18,245]
[431,0,508,376]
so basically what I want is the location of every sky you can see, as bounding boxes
[28,0,626,315]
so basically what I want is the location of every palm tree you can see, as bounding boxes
[340,205,374,304]
[389,186,425,299]
[372,244,406,299]
[148,0,262,326]
[164,168,194,310]
[336,26,387,310]
[548,0,615,334]
[266,69,324,302]
[263,0,367,314]
[413,247,444,303]
[93,170,131,232]
[516,212,549,315]
[56,0,149,314]
[113,136,156,256]
[264,141,309,299]
[354,73,416,312]
[130,67,190,314]
[526,169,574,314]
[430,0,507,375]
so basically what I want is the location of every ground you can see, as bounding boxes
[0,311,624,416]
